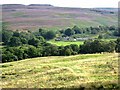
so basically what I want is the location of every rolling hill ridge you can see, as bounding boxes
[2,4,118,31]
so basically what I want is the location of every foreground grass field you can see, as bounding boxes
[1,53,119,88]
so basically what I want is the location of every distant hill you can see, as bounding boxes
[2,4,118,31]
[28,4,53,6]
[2,4,26,9]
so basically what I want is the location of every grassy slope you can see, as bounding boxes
[2,5,117,31]
[1,53,118,88]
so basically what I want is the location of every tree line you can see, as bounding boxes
[60,25,119,37]
[2,30,120,63]
[2,25,119,46]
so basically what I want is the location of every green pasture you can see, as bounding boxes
[1,53,118,88]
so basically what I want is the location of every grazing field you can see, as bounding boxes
[48,39,117,46]
[1,53,118,88]
[48,41,84,46]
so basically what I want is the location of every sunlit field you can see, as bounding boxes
[48,41,84,46]
[1,53,119,88]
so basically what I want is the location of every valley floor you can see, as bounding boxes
[1,53,119,88]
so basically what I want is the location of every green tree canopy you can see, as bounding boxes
[64,28,75,36]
